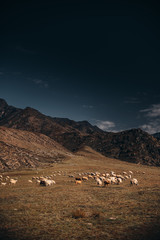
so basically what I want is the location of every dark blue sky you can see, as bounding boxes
[0,0,160,133]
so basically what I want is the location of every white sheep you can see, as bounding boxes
[40,179,55,186]
[116,175,124,180]
[130,178,138,185]
[96,178,103,186]
[9,179,17,185]
[124,175,129,180]
[82,176,88,181]
[99,176,106,181]
[1,182,7,186]
[109,177,117,184]
[117,178,123,184]
[110,171,116,176]
[105,173,110,177]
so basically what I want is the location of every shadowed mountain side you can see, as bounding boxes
[153,132,160,140]
[0,126,72,170]
[83,129,160,166]
[0,98,160,166]
[0,99,101,151]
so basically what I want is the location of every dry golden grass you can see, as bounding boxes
[0,148,160,240]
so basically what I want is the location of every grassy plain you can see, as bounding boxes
[0,147,160,240]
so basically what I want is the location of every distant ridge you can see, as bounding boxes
[0,98,160,167]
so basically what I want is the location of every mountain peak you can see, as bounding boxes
[24,106,38,112]
[0,98,8,108]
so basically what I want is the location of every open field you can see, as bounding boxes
[0,148,160,240]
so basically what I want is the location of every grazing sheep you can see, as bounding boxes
[105,173,110,177]
[28,180,33,183]
[116,175,124,179]
[124,175,129,180]
[110,171,116,176]
[82,176,88,181]
[9,179,17,185]
[99,176,106,181]
[75,180,82,184]
[130,178,138,185]
[40,177,45,180]
[109,177,117,184]
[40,179,55,186]
[117,178,123,184]
[104,179,111,187]
[95,178,103,186]
[129,171,133,174]
[88,175,93,179]
[1,182,7,186]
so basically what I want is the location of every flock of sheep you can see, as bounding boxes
[0,169,139,187]
[73,170,138,186]
[0,175,18,185]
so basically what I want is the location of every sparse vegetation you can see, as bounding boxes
[72,209,87,219]
[0,151,160,240]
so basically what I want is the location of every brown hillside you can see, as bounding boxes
[0,126,72,171]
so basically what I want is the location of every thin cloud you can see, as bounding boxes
[140,103,160,117]
[33,79,49,88]
[96,120,116,131]
[140,103,160,133]
[140,119,160,134]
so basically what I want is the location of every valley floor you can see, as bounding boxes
[0,150,160,240]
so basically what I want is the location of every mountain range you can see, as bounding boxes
[0,98,160,169]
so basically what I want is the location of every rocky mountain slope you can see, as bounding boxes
[0,126,72,170]
[153,132,160,140]
[0,98,160,167]
[84,128,160,166]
